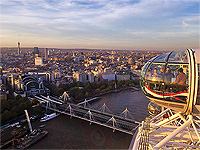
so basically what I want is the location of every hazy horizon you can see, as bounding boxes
[0,46,179,52]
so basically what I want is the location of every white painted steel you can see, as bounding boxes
[150,108,169,122]
[153,116,192,149]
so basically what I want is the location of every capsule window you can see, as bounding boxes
[164,64,189,85]
[163,64,189,104]
[168,51,188,63]
[141,62,150,78]
[143,63,165,98]
[145,63,165,82]
[153,52,170,62]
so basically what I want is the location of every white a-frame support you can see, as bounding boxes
[132,110,200,150]
[153,114,200,149]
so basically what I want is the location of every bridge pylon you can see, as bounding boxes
[99,103,112,113]
[121,108,134,119]
[65,104,74,118]
[84,99,88,108]
[122,108,128,118]
[46,101,50,110]
[46,96,52,109]
[106,116,117,132]
[60,91,69,102]
[84,109,94,125]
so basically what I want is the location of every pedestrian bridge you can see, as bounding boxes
[32,95,140,135]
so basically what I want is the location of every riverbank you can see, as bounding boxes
[94,86,140,97]
[74,86,141,104]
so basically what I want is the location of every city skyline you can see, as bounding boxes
[0,0,199,50]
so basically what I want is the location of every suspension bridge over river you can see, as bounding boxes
[31,94,140,135]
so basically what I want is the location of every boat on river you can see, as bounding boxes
[1,126,28,149]
[13,129,48,149]
[40,113,60,122]
[12,110,48,149]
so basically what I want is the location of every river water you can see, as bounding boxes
[8,90,150,149]
[90,90,149,122]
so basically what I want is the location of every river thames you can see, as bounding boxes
[9,90,149,149]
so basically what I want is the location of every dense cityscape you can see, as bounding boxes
[0,46,165,96]
[0,45,165,119]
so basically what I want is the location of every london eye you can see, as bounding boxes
[132,49,200,149]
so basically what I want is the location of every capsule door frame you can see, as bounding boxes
[185,49,198,114]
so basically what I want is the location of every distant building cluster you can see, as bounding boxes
[0,44,165,98]
[0,73,49,97]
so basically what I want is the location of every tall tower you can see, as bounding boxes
[45,48,48,60]
[18,42,20,54]
[33,47,39,57]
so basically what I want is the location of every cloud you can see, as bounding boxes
[182,21,189,27]
[1,0,197,27]
[182,16,199,27]
[0,0,199,49]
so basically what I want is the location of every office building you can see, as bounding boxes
[18,42,20,54]
[35,57,43,66]
[33,47,39,55]
[45,48,48,60]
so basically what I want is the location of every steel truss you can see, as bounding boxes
[132,109,200,150]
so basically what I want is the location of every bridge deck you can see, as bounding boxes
[33,95,140,135]
[77,97,99,105]
[48,107,135,135]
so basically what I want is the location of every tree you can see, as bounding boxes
[32,107,42,115]
[18,103,26,115]
[77,81,84,87]
[1,110,12,123]
[129,83,135,87]
[75,93,85,100]
[95,88,101,94]
[7,93,14,100]
[53,87,64,96]
[101,89,107,93]
[91,82,97,89]
[69,87,81,98]
[24,101,32,110]
[31,98,38,105]
[107,80,115,87]
[100,85,106,90]
[1,100,11,112]
[18,97,28,104]
[97,80,106,88]
[84,81,92,92]
[85,92,89,97]
[10,106,18,117]
[16,95,22,100]
[107,86,113,91]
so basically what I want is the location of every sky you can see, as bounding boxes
[0,0,199,50]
